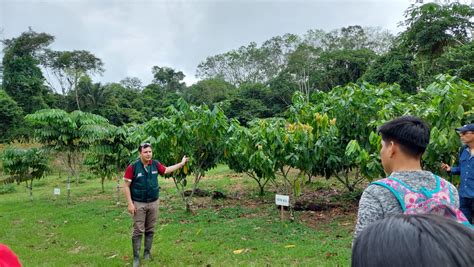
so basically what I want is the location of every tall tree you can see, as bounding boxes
[362,47,418,93]
[266,72,298,114]
[196,38,300,86]
[304,26,394,55]
[286,44,321,100]
[120,76,143,91]
[151,66,186,92]
[2,30,54,113]
[141,83,175,118]
[196,26,392,90]
[183,78,235,106]
[0,90,24,142]
[310,48,377,92]
[41,49,104,110]
[399,2,474,85]
[99,82,144,125]
[222,83,272,125]
[433,41,474,82]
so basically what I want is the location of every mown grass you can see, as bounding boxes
[0,165,355,266]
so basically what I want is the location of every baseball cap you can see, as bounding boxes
[455,123,474,132]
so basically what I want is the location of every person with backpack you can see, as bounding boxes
[123,142,188,267]
[441,123,474,223]
[353,116,469,241]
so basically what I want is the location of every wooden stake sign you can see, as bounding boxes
[275,194,289,221]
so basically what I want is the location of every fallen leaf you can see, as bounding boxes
[233,249,244,254]
[69,246,83,254]
[285,245,296,248]
[233,248,250,254]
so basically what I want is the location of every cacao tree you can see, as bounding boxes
[140,99,228,212]
[1,147,49,201]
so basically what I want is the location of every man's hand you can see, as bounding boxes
[440,162,451,172]
[128,203,136,216]
[181,155,189,165]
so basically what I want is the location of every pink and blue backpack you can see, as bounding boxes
[372,174,472,227]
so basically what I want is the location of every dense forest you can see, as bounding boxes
[1,2,473,143]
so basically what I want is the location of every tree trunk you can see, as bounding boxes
[185,202,192,213]
[116,176,121,205]
[27,179,33,201]
[67,175,71,204]
[74,76,81,110]
[172,177,189,212]
[186,170,203,213]
[73,155,79,185]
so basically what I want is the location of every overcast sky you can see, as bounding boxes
[1,0,415,87]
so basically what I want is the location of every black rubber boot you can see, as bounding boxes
[143,234,154,260]
[132,236,142,267]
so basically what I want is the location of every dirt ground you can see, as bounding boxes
[185,185,359,231]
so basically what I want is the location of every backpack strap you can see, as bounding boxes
[371,180,407,212]
[448,182,454,203]
[370,174,442,212]
[387,175,441,196]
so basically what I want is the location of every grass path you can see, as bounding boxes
[0,165,355,266]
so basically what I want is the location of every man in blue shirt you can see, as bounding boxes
[441,123,474,223]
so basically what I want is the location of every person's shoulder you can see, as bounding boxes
[151,159,162,165]
[459,145,469,155]
[436,175,458,191]
[127,160,140,168]
[367,177,391,188]
[363,178,392,195]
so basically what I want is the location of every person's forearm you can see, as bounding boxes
[164,162,185,174]
[123,185,133,205]
[450,166,460,175]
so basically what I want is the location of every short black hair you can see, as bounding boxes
[352,214,474,267]
[378,116,430,158]
[138,142,151,152]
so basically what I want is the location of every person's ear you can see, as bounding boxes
[388,141,397,157]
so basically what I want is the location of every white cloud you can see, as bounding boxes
[1,0,411,87]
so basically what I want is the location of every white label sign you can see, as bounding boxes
[54,188,61,195]
[275,194,289,206]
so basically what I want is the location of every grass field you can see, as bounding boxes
[0,165,356,266]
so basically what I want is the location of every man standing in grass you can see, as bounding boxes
[441,123,474,223]
[123,142,188,267]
